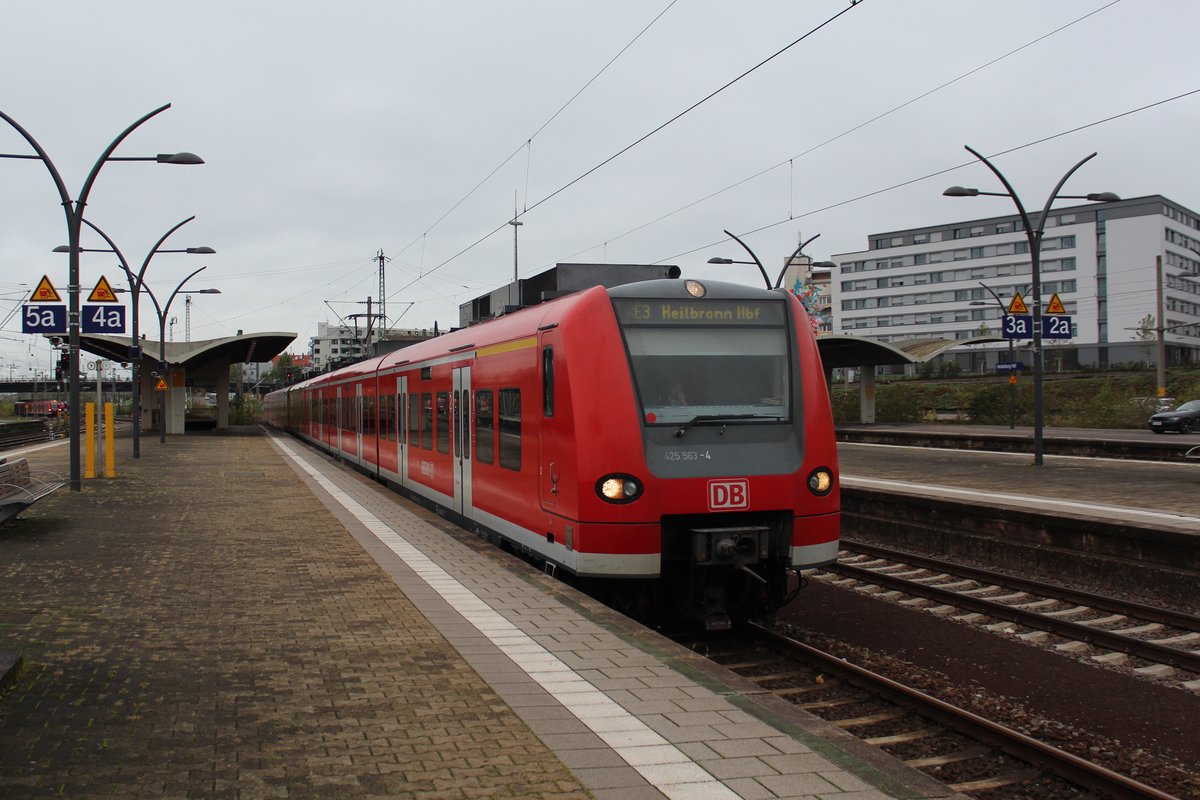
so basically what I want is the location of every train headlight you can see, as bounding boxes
[596,474,643,504]
[807,467,834,496]
[684,279,706,298]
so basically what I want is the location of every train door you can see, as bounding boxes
[538,332,561,514]
[397,375,408,485]
[452,366,472,516]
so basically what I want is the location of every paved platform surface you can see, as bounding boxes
[0,432,959,800]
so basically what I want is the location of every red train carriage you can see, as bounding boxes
[265,277,839,629]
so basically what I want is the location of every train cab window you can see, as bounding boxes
[542,346,554,418]
[475,389,494,464]
[613,297,792,426]
[498,387,521,471]
[436,392,450,454]
[420,393,433,450]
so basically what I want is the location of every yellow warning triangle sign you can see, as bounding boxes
[87,276,119,303]
[1045,293,1066,314]
[155,377,169,391]
[1006,292,1029,315]
[30,275,62,302]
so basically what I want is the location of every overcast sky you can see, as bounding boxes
[2,0,1197,377]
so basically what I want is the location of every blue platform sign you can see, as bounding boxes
[82,304,126,334]
[1001,314,1032,339]
[1042,314,1073,339]
[22,304,67,334]
[996,362,1025,372]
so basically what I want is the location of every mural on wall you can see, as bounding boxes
[791,274,829,333]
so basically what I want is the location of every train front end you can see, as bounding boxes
[604,278,839,629]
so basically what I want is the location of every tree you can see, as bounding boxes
[1134,314,1155,364]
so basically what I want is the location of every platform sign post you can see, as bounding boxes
[1002,292,1032,340]
[22,275,67,334]
[1041,293,1072,340]
[82,276,126,334]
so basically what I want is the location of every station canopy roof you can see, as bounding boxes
[815,334,1005,369]
[79,332,296,368]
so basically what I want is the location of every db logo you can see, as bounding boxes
[708,479,749,511]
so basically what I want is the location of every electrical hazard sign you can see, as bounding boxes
[30,275,62,302]
[87,276,120,302]
[1045,293,1067,314]
[1006,292,1029,315]
[155,377,169,391]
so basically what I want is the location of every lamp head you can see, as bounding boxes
[52,245,71,253]
[157,152,205,165]
[943,186,980,197]
[707,257,734,264]
[1086,192,1121,202]
[186,246,216,254]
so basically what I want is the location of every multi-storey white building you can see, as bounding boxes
[831,195,1200,370]
[309,321,370,371]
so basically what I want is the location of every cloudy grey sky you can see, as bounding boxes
[1,0,1196,377]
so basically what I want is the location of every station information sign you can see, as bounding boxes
[22,276,66,334]
[1001,314,1032,339]
[22,304,67,334]
[613,298,786,327]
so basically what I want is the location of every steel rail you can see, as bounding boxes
[845,539,1200,630]
[747,621,1182,800]
[828,550,1200,673]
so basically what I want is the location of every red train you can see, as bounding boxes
[14,399,67,417]
[264,277,839,629]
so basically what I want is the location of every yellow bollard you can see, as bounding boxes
[104,402,116,478]
[85,402,96,479]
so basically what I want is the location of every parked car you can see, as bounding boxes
[1147,399,1200,434]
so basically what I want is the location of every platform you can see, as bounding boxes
[0,431,959,799]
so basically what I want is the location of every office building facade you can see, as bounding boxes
[831,195,1200,370]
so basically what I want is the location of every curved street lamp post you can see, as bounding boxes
[969,282,1024,430]
[0,104,202,489]
[53,216,214,458]
[708,230,836,290]
[138,268,221,443]
[945,145,1118,466]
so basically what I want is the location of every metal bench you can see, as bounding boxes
[1187,446,1200,461]
[0,457,65,525]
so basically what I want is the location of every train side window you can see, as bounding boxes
[498,387,521,471]
[408,393,420,445]
[475,389,494,464]
[436,392,450,454]
[421,392,433,450]
[542,346,554,418]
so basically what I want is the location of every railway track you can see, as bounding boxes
[808,541,1200,686]
[694,622,1183,799]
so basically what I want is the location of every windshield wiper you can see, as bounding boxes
[674,414,772,438]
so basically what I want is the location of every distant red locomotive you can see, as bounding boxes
[265,277,839,629]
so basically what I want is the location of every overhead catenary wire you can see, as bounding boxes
[395,0,680,260]
[655,87,1200,266]
[544,0,1125,269]
[389,0,866,304]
